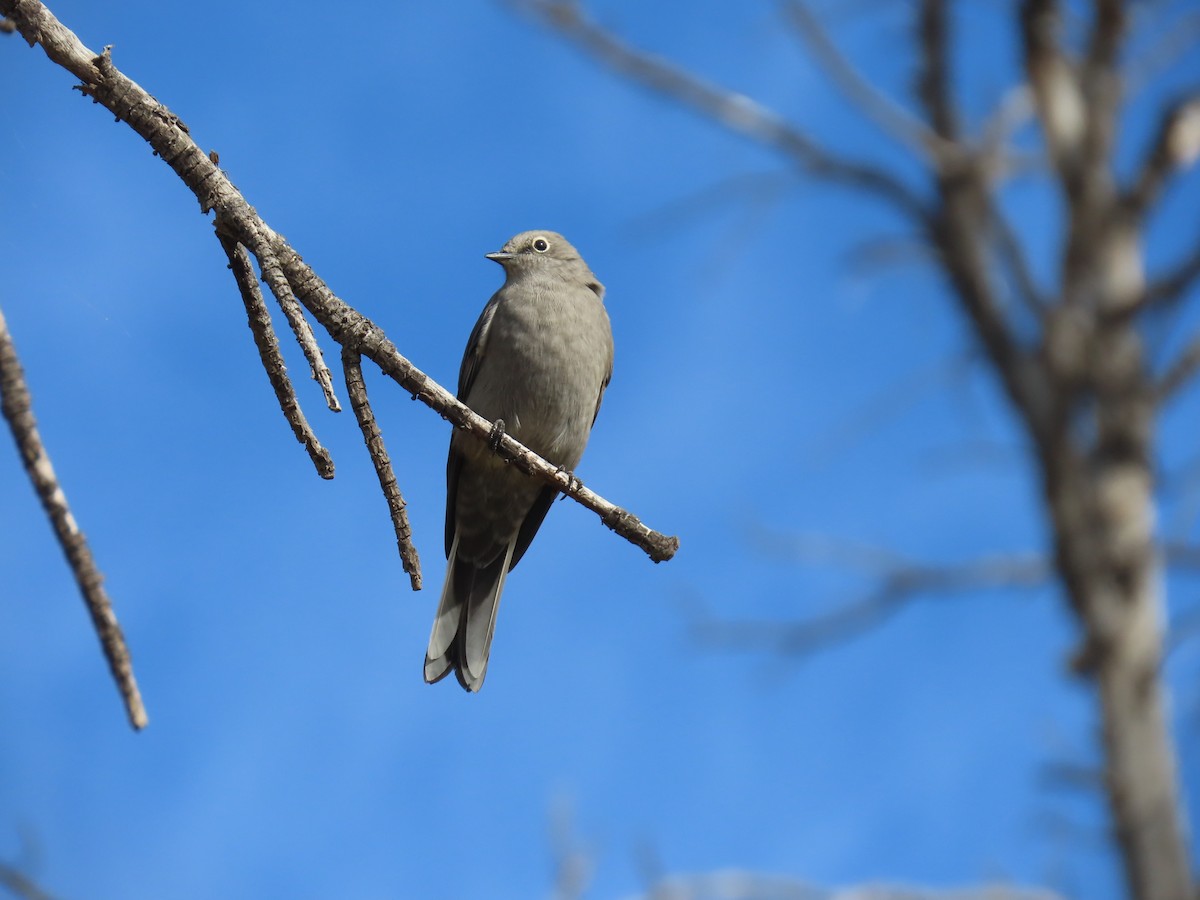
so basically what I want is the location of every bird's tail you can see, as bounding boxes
[424,535,515,692]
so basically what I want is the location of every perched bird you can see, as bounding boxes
[425,231,614,691]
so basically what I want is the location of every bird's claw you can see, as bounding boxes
[488,418,506,453]
[555,465,581,496]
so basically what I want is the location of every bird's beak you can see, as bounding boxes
[485,251,514,264]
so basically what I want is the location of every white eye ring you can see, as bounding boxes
[532,237,550,253]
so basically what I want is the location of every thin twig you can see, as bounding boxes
[1163,541,1200,570]
[989,201,1047,317]
[628,170,795,238]
[251,237,341,413]
[218,234,335,479]
[511,0,928,222]
[1167,602,1200,655]
[628,874,1062,900]
[1125,8,1200,95]
[917,0,1056,443]
[1077,0,1125,187]
[0,861,56,900]
[693,547,1049,658]
[341,349,421,590]
[1125,94,1200,220]
[915,0,959,141]
[780,0,954,163]
[979,84,1036,161]
[1157,334,1200,402]
[0,306,147,731]
[1141,236,1200,310]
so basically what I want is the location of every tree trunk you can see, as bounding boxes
[1043,364,1194,899]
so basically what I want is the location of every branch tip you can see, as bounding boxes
[342,349,422,590]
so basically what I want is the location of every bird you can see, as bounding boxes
[424,230,614,692]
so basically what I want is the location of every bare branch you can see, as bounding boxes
[1074,0,1125,197]
[510,0,928,221]
[626,871,1063,900]
[629,170,796,238]
[1125,8,1200,95]
[1166,602,1200,655]
[979,84,1035,159]
[0,861,56,900]
[1020,0,1086,170]
[914,0,1046,322]
[1142,236,1200,309]
[547,801,592,900]
[341,349,421,590]
[0,0,677,564]
[1163,541,1200,570]
[0,306,147,731]
[693,544,1049,658]
[251,237,341,414]
[914,0,958,141]
[915,3,1055,442]
[1040,759,1105,794]
[1125,94,1200,220]
[781,0,952,163]
[1084,0,1124,80]
[989,202,1048,317]
[218,234,335,479]
[1156,332,1200,402]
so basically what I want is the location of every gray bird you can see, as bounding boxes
[425,230,614,691]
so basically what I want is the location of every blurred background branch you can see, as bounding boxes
[511,1,1199,897]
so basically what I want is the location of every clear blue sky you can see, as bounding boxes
[1,2,1197,898]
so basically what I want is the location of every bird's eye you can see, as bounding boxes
[532,238,549,253]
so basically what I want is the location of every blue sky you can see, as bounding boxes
[1,1,1197,898]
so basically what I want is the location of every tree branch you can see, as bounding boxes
[915,1,1057,445]
[0,861,56,900]
[251,236,341,414]
[1020,0,1085,172]
[693,541,1049,658]
[0,305,147,731]
[509,0,928,222]
[0,0,677,565]
[1141,234,1200,310]
[1125,7,1200,94]
[914,0,958,141]
[218,234,335,479]
[989,202,1048,317]
[781,0,953,164]
[1156,332,1200,402]
[341,349,421,590]
[627,871,1063,900]
[1124,94,1200,221]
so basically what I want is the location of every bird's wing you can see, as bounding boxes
[592,361,612,426]
[444,448,463,558]
[457,291,501,402]
[445,292,502,557]
[515,324,612,568]
[510,486,558,570]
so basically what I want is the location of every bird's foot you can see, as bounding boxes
[488,418,506,453]
[555,465,581,496]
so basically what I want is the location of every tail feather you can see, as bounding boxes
[424,535,515,692]
[424,536,462,684]
[458,541,515,691]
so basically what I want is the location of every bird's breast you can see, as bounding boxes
[465,282,612,466]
